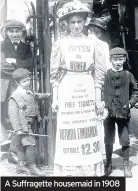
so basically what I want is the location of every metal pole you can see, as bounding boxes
[53,2,58,41]
[36,0,46,165]
[43,0,54,167]
[31,1,38,92]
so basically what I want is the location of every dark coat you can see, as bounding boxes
[1,38,33,70]
[1,38,33,101]
[104,69,138,119]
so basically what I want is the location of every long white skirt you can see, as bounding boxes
[53,72,104,176]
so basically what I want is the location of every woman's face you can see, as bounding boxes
[68,15,85,36]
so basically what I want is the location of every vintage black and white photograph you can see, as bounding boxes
[0,0,138,190]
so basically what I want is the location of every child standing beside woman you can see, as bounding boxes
[104,47,138,177]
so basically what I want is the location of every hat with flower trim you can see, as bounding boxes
[57,0,91,21]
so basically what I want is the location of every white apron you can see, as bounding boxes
[54,72,103,166]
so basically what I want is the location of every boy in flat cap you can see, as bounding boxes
[8,68,51,175]
[1,20,33,163]
[103,47,138,177]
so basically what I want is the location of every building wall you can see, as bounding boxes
[7,0,36,24]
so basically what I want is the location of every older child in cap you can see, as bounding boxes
[8,68,50,176]
[103,47,138,177]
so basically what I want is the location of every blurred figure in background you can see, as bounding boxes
[88,17,112,70]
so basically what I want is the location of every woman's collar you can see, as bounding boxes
[69,33,85,39]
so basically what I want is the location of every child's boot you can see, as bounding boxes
[26,146,44,176]
[104,160,112,176]
[122,146,132,178]
[28,163,44,176]
[123,160,132,178]
[16,161,30,174]
[104,144,113,176]
[8,151,18,165]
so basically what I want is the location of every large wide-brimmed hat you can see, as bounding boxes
[57,0,91,21]
[88,18,108,31]
[4,20,25,30]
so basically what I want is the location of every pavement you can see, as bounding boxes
[0,108,138,190]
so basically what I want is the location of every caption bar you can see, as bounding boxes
[1,177,125,191]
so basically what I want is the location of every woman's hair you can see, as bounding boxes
[66,12,87,24]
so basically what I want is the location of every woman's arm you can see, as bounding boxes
[94,41,107,115]
[50,40,62,88]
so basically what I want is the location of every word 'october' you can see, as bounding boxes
[65,100,94,108]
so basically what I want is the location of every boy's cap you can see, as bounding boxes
[4,20,25,30]
[12,68,31,79]
[110,47,127,57]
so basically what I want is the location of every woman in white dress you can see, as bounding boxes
[50,0,107,176]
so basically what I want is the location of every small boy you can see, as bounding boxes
[8,68,51,175]
[103,47,138,177]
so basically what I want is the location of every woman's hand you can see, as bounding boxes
[96,101,104,116]
[95,87,104,116]
[52,100,59,112]
[124,103,132,109]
